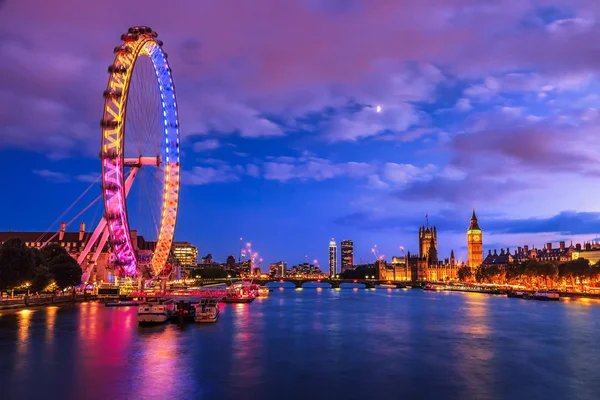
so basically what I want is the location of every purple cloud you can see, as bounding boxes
[32,169,69,183]
[263,157,376,182]
[193,139,221,152]
[183,165,242,185]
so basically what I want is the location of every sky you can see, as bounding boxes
[1,0,600,269]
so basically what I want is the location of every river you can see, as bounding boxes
[1,285,599,400]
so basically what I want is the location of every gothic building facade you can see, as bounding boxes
[402,224,460,282]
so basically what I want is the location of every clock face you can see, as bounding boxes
[473,235,480,242]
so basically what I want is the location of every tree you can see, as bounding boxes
[506,263,526,285]
[0,238,36,290]
[457,266,472,282]
[540,262,558,288]
[560,258,591,290]
[41,244,82,289]
[340,265,375,280]
[194,267,229,279]
[30,248,52,292]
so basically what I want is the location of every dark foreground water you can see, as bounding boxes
[1,286,600,400]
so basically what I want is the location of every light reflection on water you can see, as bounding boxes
[1,290,600,400]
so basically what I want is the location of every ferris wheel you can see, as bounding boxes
[77,26,180,282]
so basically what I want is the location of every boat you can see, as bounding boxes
[533,290,560,301]
[257,286,270,297]
[423,284,444,291]
[170,300,197,322]
[221,284,256,303]
[137,299,176,325]
[106,300,141,307]
[507,291,526,299]
[194,299,220,323]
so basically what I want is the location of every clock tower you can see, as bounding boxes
[467,209,483,268]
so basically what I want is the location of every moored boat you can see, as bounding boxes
[533,290,560,301]
[106,300,141,307]
[137,299,176,325]
[194,299,220,323]
[507,291,526,299]
[170,300,197,322]
[221,284,256,303]
[423,284,444,291]
[257,286,270,297]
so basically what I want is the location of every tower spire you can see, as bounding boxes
[469,208,480,231]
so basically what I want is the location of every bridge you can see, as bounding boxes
[248,278,406,289]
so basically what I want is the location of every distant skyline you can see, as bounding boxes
[1,1,600,266]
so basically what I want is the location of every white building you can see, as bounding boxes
[329,238,337,277]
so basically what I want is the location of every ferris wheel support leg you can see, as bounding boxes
[124,167,138,194]
[78,217,108,284]
[81,228,111,285]
[79,168,139,285]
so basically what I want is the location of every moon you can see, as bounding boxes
[376,105,382,113]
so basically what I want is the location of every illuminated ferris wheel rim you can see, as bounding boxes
[100,26,180,277]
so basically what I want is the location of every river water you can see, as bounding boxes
[1,285,599,400]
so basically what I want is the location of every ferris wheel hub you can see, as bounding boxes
[123,156,162,168]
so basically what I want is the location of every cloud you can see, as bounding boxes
[547,18,594,35]
[376,127,436,142]
[193,139,221,151]
[463,71,595,101]
[367,174,389,189]
[451,114,600,175]
[32,169,69,183]
[336,208,600,236]
[183,165,241,185]
[485,211,600,235]
[246,164,260,177]
[455,98,472,112]
[263,155,377,182]
[182,93,285,138]
[76,173,99,183]
[393,175,529,204]
[382,163,436,184]
[323,103,420,142]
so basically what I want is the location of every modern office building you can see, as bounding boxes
[341,239,353,272]
[329,238,337,277]
[269,261,287,277]
[172,242,198,268]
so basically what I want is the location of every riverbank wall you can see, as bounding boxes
[0,293,95,311]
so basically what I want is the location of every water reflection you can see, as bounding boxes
[45,306,58,347]
[230,303,264,389]
[563,300,599,400]
[1,291,600,399]
[15,309,33,372]
[453,293,493,400]
[132,326,188,399]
